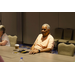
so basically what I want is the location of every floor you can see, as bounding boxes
[19,44,32,49]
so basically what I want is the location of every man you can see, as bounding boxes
[29,23,54,54]
[0,25,10,46]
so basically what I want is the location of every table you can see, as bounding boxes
[0,46,75,62]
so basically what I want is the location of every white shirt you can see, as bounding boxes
[34,34,54,50]
[0,33,10,46]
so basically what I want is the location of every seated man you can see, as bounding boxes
[29,23,54,54]
[0,25,10,46]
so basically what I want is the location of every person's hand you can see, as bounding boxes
[29,50,33,54]
[32,50,39,54]
[29,50,39,54]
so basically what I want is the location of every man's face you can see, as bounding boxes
[41,26,50,37]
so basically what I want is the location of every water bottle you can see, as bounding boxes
[19,57,24,62]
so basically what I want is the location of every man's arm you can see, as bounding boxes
[29,48,51,54]
[40,48,51,52]
[0,40,8,46]
[31,44,35,50]
[30,35,39,50]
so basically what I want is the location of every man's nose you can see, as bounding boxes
[42,30,44,32]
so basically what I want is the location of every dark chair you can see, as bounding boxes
[54,28,63,49]
[58,28,73,43]
[69,29,75,44]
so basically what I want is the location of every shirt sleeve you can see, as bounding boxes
[2,33,9,42]
[47,36,54,50]
[34,34,41,45]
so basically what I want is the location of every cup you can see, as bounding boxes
[15,44,19,49]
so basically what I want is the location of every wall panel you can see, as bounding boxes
[59,12,75,29]
[23,12,40,44]
[2,12,17,35]
[40,12,59,37]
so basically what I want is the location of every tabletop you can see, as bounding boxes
[0,46,75,62]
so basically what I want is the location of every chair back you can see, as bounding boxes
[8,35,17,47]
[58,43,75,56]
[64,28,73,40]
[54,28,63,39]
[73,29,75,40]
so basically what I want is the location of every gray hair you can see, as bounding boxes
[42,23,50,29]
[0,25,5,33]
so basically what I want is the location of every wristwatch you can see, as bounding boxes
[38,49,40,53]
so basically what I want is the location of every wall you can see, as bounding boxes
[0,12,2,25]
[2,12,17,35]
[16,12,22,42]
[22,12,75,44]
[1,12,22,43]
[40,12,59,36]
[59,12,75,29]
[23,12,40,44]
[23,12,59,44]
[1,12,75,44]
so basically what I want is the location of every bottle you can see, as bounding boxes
[19,57,24,62]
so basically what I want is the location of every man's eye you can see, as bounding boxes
[41,29,46,30]
[44,29,46,30]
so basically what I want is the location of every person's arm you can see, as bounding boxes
[30,34,40,50]
[40,48,51,52]
[0,40,8,46]
[29,34,40,54]
[29,48,51,54]
[31,44,35,50]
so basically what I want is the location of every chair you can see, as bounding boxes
[54,28,63,48]
[8,35,17,47]
[58,43,75,56]
[69,29,75,44]
[58,28,73,43]
[54,28,63,41]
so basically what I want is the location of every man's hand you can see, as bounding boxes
[32,50,39,54]
[29,50,33,54]
[29,50,39,54]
